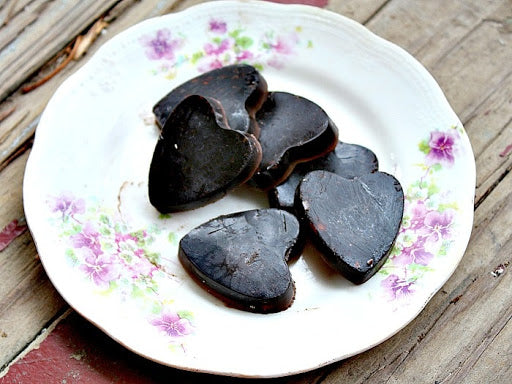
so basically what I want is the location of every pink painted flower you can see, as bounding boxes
[79,248,120,288]
[418,210,454,243]
[115,232,138,247]
[204,39,231,55]
[382,274,415,300]
[151,310,193,337]
[266,57,285,69]
[130,251,157,278]
[71,222,102,256]
[198,58,224,72]
[426,130,458,166]
[393,239,434,267]
[271,36,294,54]
[141,29,182,61]
[236,50,254,61]
[50,193,85,218]
[407,200,429,231]
[209,19,227,34]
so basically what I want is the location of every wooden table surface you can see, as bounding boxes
[1,0,511,382]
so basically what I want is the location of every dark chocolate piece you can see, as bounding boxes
[153,64,268,135]
[249,92,339,190]
[296,170,404,284]
[178,209,302,313]
[269,141,379,212]
[148,95,262,213]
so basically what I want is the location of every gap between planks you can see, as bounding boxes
[0,308,72,377]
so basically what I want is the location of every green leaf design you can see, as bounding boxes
[419,139,430,154]
[390,245,402,256]
[431,163,442,172]
[177,310,194,321]
[131,284,145,299]
[190,51,204,64]
[168,232,178,245]
[229,29,242,38]
[427,182,440,197]
[99,214,110,225]
[151,302,163,314]
[438,202,459,212]
[65,249,78,264]
[235,36,253,49]
[99,227,111,235]
[146,252,160,265]
[409,263,434,274]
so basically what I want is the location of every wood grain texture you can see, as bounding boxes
[0,151,67,370]
[326,0,389,24]
[0,0,120,102]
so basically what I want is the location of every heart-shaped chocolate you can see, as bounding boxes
[148,95,262,213]
[269,141,379,212]
[249,92,339,189]
[179,209,302,313]
[296,170,404,284]
[152,64,268,136]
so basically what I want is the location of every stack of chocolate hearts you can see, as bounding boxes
[148,64,404,313]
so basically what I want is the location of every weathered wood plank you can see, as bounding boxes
[464,72,512,159]
[174,0,389,24]
[0,0,49,52]
[0,0,122,102]
[461,311,512,384]
[428,17,512,125]
[474,117,512,205]
[0,0,35,27]
[0,151,67,370]
[326,0,389,24]
[367,0,512,122]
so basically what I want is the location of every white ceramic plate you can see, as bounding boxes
[23,0,475,378]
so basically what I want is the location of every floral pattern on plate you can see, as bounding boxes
[380,126,464,301]
[47,126,465,318]
[140,18,311,78]
[47,194,194,350]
